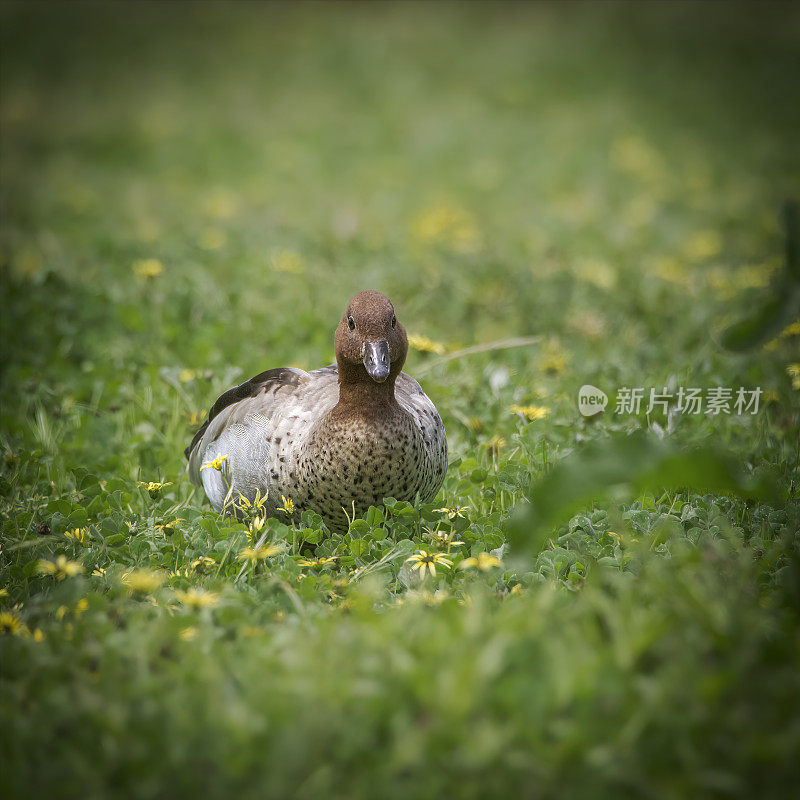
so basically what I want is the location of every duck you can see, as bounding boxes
[185,290,447,532]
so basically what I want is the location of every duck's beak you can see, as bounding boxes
[363,340,391,383]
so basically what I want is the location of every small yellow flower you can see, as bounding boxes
[154,518,184,534]
[238,543,281,564]
[179,369,196,383]
[277,495,294,516]
[412,204,481,253]
[237,490,268,516]
[407,334,447,355]
[138,480,172,499]
[38,555,84,580]
[132,258,164,278]
[200,454,228,472]
[32,628,45,642]
[0,611,22,635]
[485,435,506,456]
[467,417,483,433]
[405,550,453,579]
[297,555,338,569]
[202,188,238,220]
[168,568,190,580]
[75,598,89,615]
[64,528,87,544]
[458,552,501,571]
[0,588,10,600]
[434,506,469,521]
[179,626,198,641]
[91,567,107,579]
[175,588,219,609]
[270,248,304,274]
[185,410,204,427]
[423,529,465,549]
[190,556,216,573]
[122,569,163,593]
[509,404,550,421]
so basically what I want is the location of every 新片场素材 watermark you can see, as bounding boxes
[578,385,762,417]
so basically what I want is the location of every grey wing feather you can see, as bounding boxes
[186,366,338,487]
[395,372,448,500]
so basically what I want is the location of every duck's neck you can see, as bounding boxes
[335,364,398,411]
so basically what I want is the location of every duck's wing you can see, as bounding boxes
[185,365,339,486]
[395,372,448,499]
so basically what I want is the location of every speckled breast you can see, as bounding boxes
[297,407,436,532]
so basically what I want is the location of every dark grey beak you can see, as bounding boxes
[363,340,391,383]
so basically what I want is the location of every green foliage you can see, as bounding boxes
[1,3,800,798]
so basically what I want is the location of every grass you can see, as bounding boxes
[1,2,800,798]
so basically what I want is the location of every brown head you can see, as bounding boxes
[334,290,408,390]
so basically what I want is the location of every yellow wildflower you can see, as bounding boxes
[138,480,172,499]
[179,369,196,383]
[434,506,469,520]
[122,569,163,593]
[407,334,447,355]
[276,495,294,516]
[458,552,501,571]
[423,529,465,549]
[466,417,483,433]
[175,588,219,609]
[64,528,87,544]
[132,258,164,278]
[190,556,216,573]
[297,555,338,569]
[32,628,45,642]
[185,410,204,426]
[237,490,268,515]
[168,568,190,580]
[202,188,238,220]
[485,435,506,456]
[509,404,550,421]
[405,550,453,579]
[91,567,107,579]
[154,518,184,534]
[0,588,9,600]
[75,598,89,615]
[412,205,481,253]
[238,543,281,564]
[179,626,198,641]
[38,555,84,580]
[0,611,22,635]
[270,248,303,274]
[200,454,228,472]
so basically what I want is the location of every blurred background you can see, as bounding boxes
[2,4,800,795]
[2,0,799,472]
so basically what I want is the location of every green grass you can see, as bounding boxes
[1,2,800,797]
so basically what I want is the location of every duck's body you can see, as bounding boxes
[185,292,447,532]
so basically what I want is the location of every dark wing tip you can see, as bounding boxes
[184,368,303,461]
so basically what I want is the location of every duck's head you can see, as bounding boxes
[335,290,408,386]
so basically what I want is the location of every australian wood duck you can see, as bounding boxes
[185,290,447,532]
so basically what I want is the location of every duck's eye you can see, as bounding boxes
[391,315,396,328]
[348,315,355,331]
